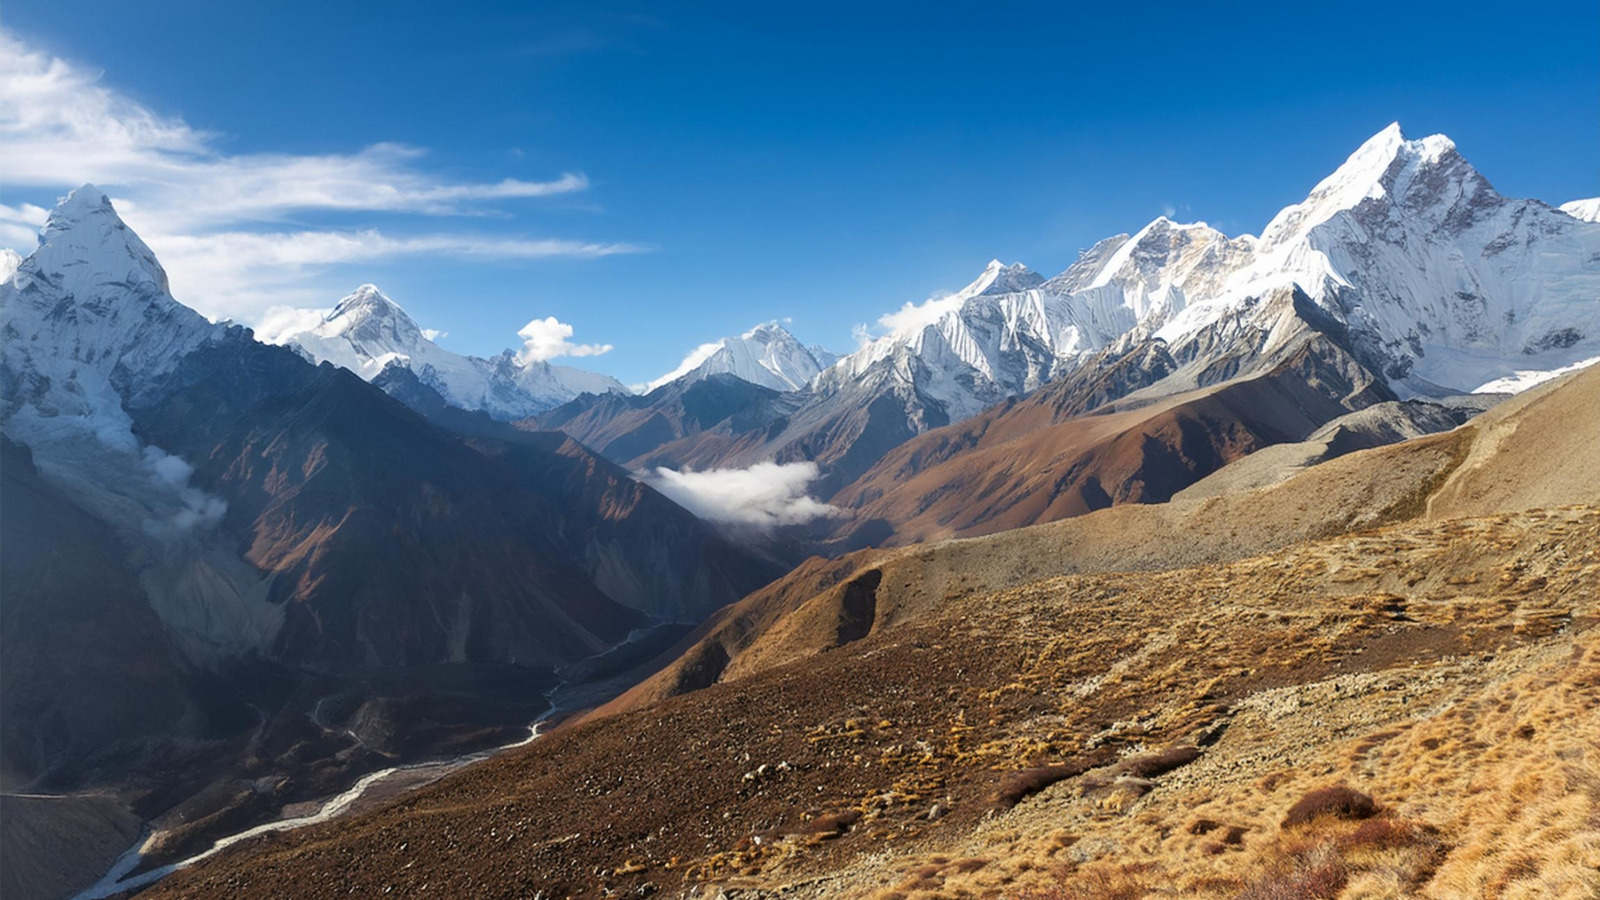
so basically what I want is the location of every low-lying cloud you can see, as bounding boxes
[140,446,227,539]
[644,461,836,529]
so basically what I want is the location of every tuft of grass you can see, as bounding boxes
[1011,863,1152,900]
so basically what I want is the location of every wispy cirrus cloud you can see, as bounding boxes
[0,29,644,322]
[152,230,644,317]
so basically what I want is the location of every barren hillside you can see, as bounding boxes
[142,367,1600,900]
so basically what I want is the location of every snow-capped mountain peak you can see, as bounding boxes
[647,320,832,393]
[966,259,1045,298]
[28,184,173,300]
[268,286,630,419]
[1258,123,1466,248]
[2,185,222,449]
[326,283,408,326]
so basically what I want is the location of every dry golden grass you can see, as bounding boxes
[841,509,1600,900]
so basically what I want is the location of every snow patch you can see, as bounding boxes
[1471,356,1600,395]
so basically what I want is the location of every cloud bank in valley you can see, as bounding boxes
[644,461,836,529]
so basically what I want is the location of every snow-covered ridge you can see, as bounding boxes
[646,321,834,394]
[264,285,630,419]
[815,123,1600,416]
[1560,198,1600,223]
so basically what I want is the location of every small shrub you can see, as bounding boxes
[1121,745,1202,779]
[1282,786,1377,828]
[995,759,1094,809]
[1342,816,1421,851]
[1235,860,1347,900]
[800,809,861,836]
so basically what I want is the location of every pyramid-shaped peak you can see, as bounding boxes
[328,284,409,321]
[969,259,1044,297]
[1259,123,1474,246]
[55,183,111,213]
[742,320,798,340]
[30,183,170,296]
[42,184,121,239]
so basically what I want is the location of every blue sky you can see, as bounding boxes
[4,1,1597,383]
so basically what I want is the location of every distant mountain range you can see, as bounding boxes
[265,126,1600,493]
[262,283,632,420]
[518,125,1600,507]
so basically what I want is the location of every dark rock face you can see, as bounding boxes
[0,437,196,787]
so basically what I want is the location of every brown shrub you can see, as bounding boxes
[1120,745,1202,779]
[1281,786,1377,828]
[1342,816,1424,851]
[1012,863,1152,900]
[799,809,861,836]
[995,759,1094,809]
[1235,859,1347,900]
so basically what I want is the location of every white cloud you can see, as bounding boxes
[517,316,613,362]
[874,294,964,336]
[644,461,837,529]
[254,305,331,344]
[644,340,726,392]
[153,230,642,318]
[139,446,227,539]
[420,328,448,342]
[0,201,49,252]
[0,29,642,321]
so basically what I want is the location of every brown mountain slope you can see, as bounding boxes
[527,374,795,473]
[133,337,779,667]
[827,332,1390,546]
[143,505,1600,900]
[602,362,1600,718]
[139,363,1600,900]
